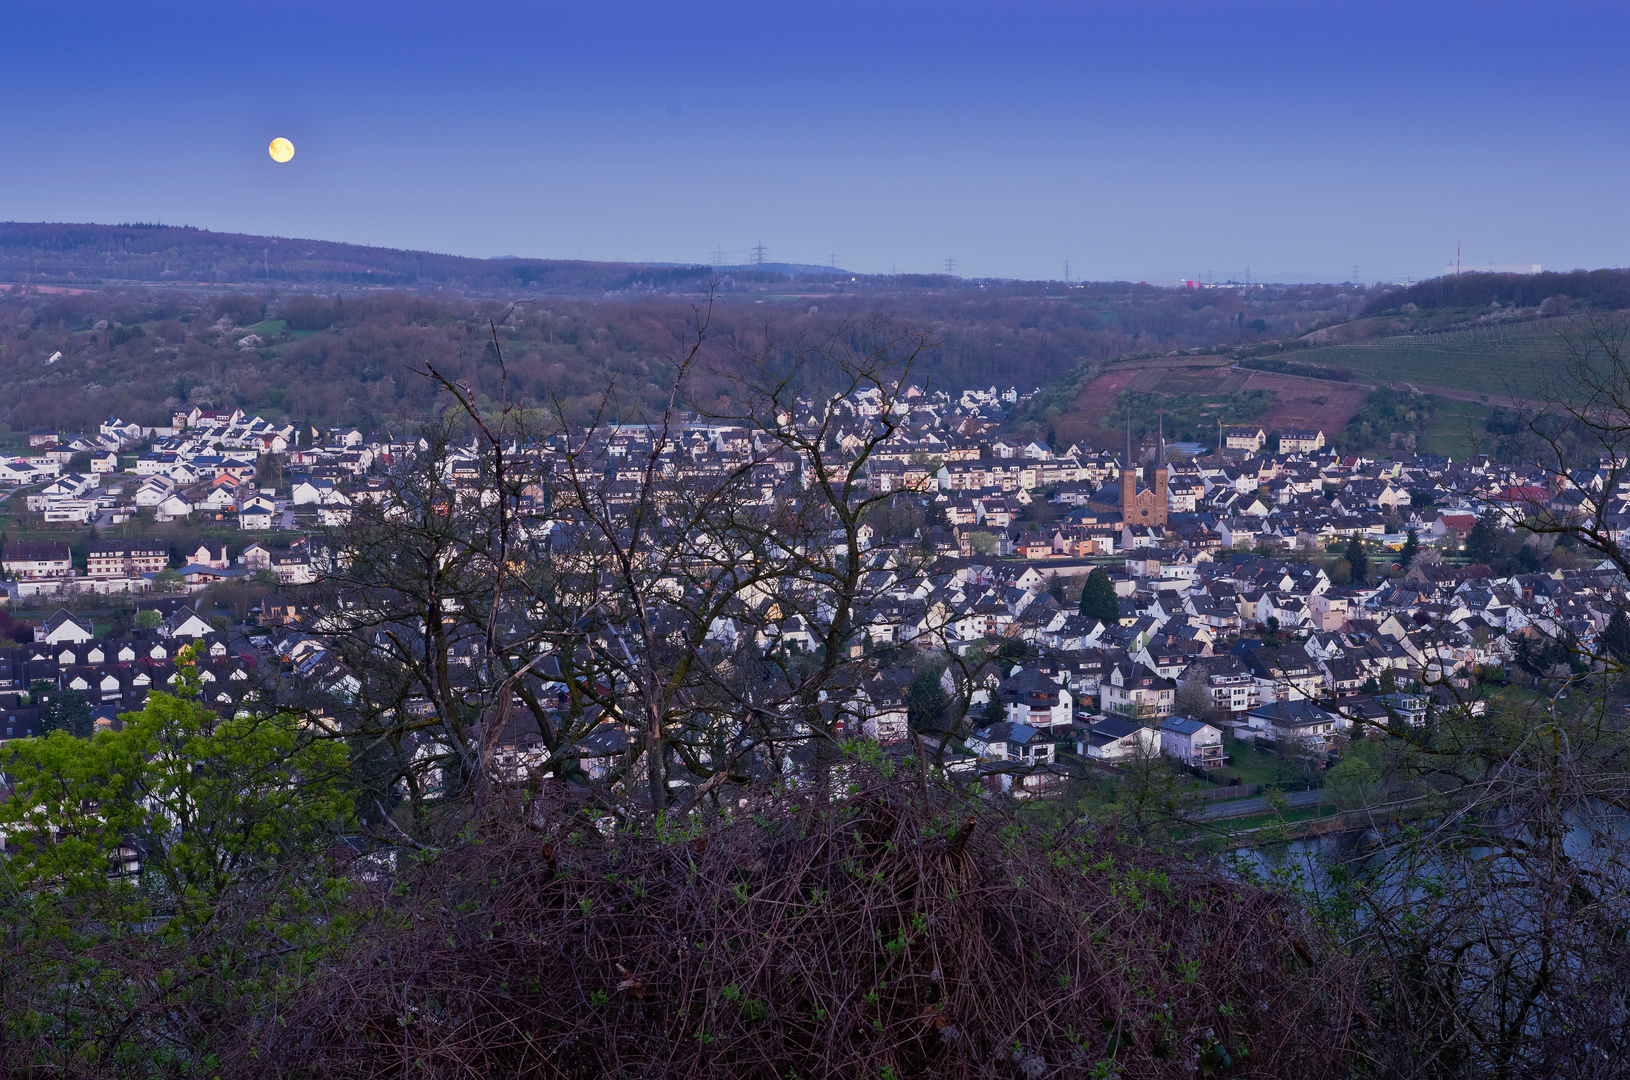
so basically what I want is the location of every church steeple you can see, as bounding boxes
[1115,412,1168,528]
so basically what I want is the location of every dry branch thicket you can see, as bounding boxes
[238,779,1361,1080]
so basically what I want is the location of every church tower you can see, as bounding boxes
[1154,412,1169,510]
[1118,417,1138,521]
[1118,415,1169,526]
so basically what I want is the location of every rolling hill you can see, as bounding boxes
[0,222,841,297]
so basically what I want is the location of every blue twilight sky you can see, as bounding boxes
[3,1,1627,282]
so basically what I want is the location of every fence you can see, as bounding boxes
[1188,783,1261,803]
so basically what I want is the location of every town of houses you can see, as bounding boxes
[0,384,1625,806]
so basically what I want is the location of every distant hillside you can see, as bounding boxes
[0,223,1088,299]
[0,276,1368,435]
[0,222,812,297]
[1362,268,1630,317]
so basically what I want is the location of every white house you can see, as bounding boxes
[966,720,1055,768]
[155,493,194,521]
[164,608,215,640]
[134,476,176,507]
[997,667,1074,732]
[1081,716,1159,761]
[1158,715,1225,768]
[292,477,335,505]
[1245,699,1348,751]
[38,609,95,645]
[0,460,40,484]
[199,486,239,511]
[239,495,276,531]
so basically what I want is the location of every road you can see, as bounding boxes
[1202,787,1324,819]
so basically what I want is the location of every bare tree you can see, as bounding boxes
[304,297,956,831]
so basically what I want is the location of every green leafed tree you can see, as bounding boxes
[1398,528,1419,570]
[1078,566,1120,624]
[0,647,354,1070]
[0,649,351,916]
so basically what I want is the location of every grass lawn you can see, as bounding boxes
[1420,398,1493,458]
[1209,804,1338,832]
[244,319,288,336]
[1210,740,1306,788]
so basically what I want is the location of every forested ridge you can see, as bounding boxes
[1361,268,1630,316]
[0,271,1364,433]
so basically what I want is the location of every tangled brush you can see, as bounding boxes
[233,780,1363,1078]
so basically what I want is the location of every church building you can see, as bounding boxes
[1087,417,1169,526]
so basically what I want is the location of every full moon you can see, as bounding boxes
[268,137,295,163]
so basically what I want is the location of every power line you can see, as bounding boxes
[828,252,838,270]
[944,257,956,276]
[750,241,767,266]
[1064,259,1071,283]
[710,248,728,267]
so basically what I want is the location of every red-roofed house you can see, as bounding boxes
[1429,513,1476,545]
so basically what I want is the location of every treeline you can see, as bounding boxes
[0,279,1367,433]
[1335,386,1436,455]
[1362,268,1630,316]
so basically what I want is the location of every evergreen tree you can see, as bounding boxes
[1512,544,1542,575]
[1466,510,1501,566]
[907,667,950,731]
[1514,633,1554,681]
[41,687,93,739]
[1399,528,1419,570]
[1078,567,1120,624]
[1605,607,1630,664]
[1344,536,1370,586]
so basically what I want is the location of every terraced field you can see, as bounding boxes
[1287,318,1585,399]
[1061,355,1370,447]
